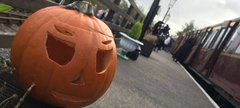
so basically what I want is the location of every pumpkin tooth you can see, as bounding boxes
[52,91,89,102]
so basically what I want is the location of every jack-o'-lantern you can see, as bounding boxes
[10,1,116,107]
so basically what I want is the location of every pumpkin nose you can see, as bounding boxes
[71,73,85,86]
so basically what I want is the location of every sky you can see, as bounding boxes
[131,0,240,35]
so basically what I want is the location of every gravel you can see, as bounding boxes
[0,48,11,73]
[0,48,10,59]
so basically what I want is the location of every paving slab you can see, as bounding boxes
[87,51,216,108]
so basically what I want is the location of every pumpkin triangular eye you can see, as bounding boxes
[46,32,75,65]
[96,49,113,73]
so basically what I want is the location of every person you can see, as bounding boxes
[96,9,104,18]
[100,9,109,20]
[162,24,170,36]
[126,22,133,29]
[152,21,164,35]
[114,15,122,26]
[154,37,164,52]
[172,37,195,62]
[92,4,98,14]
[164,37,173,53]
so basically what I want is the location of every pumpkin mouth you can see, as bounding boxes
[52,91,89,103]
[96,48,113,73]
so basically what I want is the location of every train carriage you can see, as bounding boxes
[210,23,240,103]
[173,18,240,107]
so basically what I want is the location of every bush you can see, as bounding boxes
[0,4,13,12]
[128,21,143,40]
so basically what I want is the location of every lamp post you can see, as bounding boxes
[139,0,160,41]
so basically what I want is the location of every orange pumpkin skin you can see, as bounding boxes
[10,6,116,107]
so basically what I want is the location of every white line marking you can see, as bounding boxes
[178,63,220,108]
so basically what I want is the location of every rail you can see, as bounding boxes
[0,0,146,48]
[0,12,27,25]
[1,0,144,32]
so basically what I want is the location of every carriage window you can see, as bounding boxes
[224,25,240,52]
[217,28,231,49]
[201,32,209,44]
[235,44,240,54]
[203,30,219,49]
[196,32,204,44]
[211,29,226,49]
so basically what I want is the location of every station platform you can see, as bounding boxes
[0,51,218,108]
[87,51,218,108]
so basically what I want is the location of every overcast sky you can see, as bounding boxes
[132,0,240,35]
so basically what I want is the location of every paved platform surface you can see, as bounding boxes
[87,51,215,108]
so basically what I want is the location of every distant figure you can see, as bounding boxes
[163,36,172,53]
[126,22,133,29]
[100,9,109,20]
[152,21,164,35]
[93,4,98,14]
[164,37,171,46]
[96,9,104,18]
[172,37,195,62]
[162,24,170,35]
[113,15,122,26]
[154,37,164,52]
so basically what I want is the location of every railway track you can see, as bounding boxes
[0,11,65,107]
[0,11,28,34]
[0,12,28,48]
[0,12,28,25]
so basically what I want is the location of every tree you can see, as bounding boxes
[138,5,145,14]
[129,21,143,40]
[119,0,128,11]
[177,20,196,36]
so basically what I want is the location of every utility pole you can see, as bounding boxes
[162,7,170,22]
[162,0,178,22]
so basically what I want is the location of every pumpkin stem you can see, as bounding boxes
[65,1,94,16]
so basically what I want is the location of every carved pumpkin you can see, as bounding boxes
[10,2,116,107]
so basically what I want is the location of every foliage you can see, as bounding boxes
[177,20,196,36]
[129,5,145,17]
[119,0,128,11]
[128,21,143,40]
[138,5,145,14]
[0,57,12,73]
[0,4,13,12]
[130,10,137,17]
[88,0,107,9]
